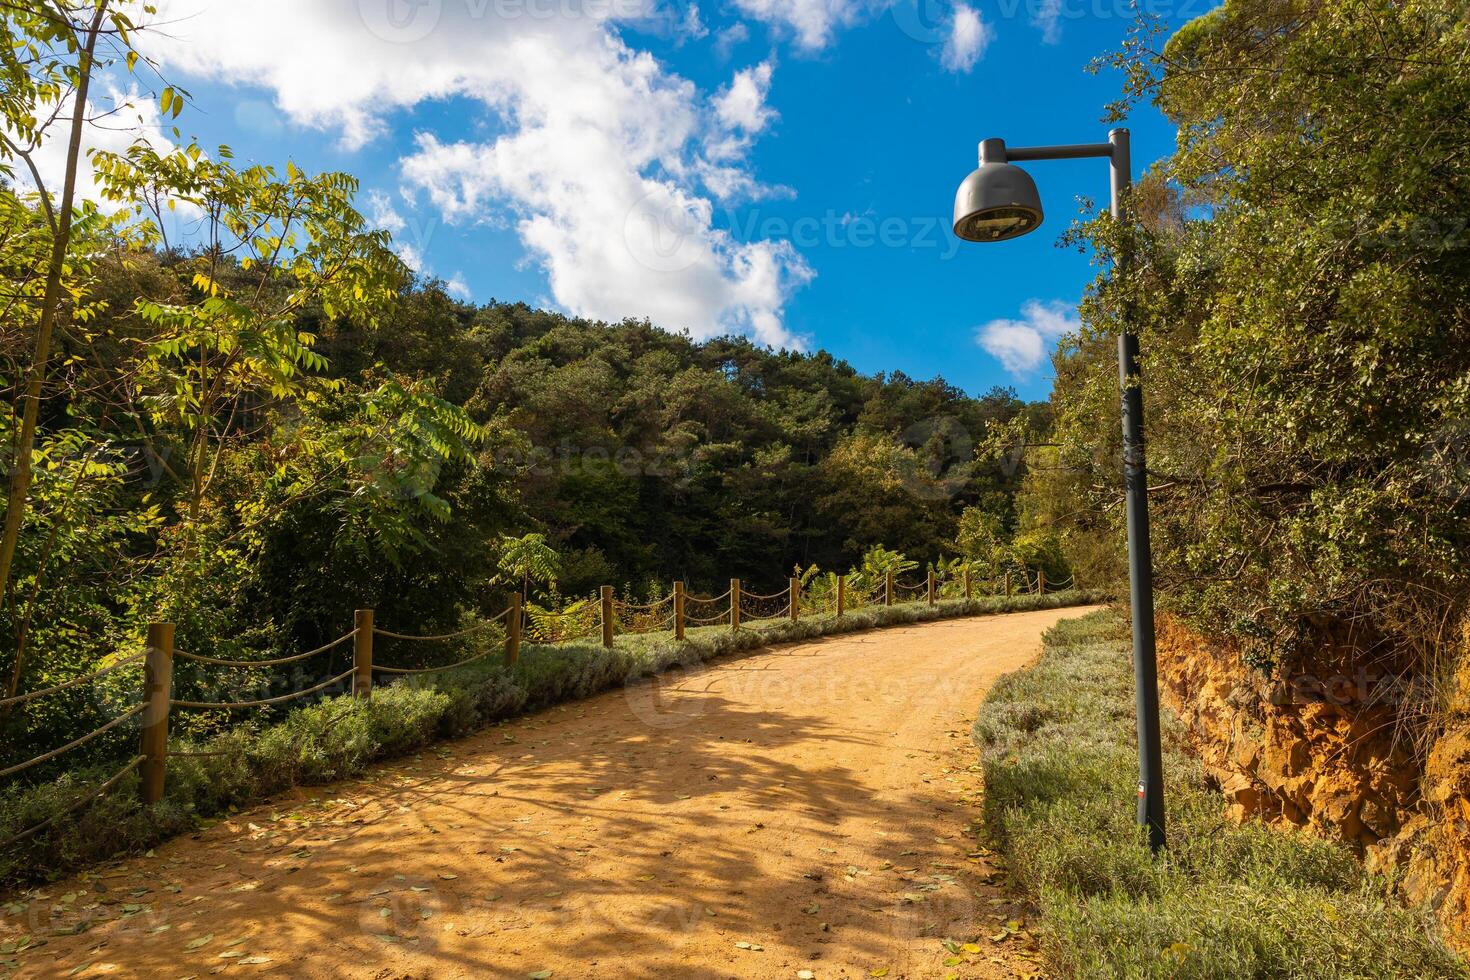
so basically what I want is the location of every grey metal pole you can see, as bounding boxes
[1109,128,1166,852]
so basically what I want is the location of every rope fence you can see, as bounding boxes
[174,629,358,667]
[170,668,358,710]
[0,755,145,851]
[372,610,509,643]
[0,704,146,781]
[0,651,145,710]
[1,560,1076,846]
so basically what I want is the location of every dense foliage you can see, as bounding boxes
[0,4,1055,781]
[1035,0,1470,694]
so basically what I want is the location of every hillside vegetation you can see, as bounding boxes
[1029,0,1470,749]
[0,6,1067,847]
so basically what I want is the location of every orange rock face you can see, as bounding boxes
[1155,617,1470,949]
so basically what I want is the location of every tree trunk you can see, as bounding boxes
[0,3,110,620]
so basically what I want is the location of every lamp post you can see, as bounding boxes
[952,128,1166,852]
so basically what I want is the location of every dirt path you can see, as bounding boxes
[9,607,1098,979]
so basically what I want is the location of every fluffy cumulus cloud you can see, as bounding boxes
[136,0,809,347]
[713,61,776,137]
[445,273,473,300]
[976,299,1080,374]
[729,0,881,50]
[940,3,992,73]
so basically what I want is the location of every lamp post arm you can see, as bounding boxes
[977,137,1115,165]
[1007,142,1114,162]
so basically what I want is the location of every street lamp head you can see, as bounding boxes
[953,160,1043,243]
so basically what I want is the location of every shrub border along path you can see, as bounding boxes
[974,611,1466,978]
[0,590,1103,890]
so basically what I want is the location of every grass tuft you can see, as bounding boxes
[976,611,1466,978]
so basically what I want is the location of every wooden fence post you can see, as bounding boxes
[927,569,936,607]
[837,575,846,617]
[730,579,741,630]
[674,581,686,641]
[353,609,374,700]
[1039,570,1047,596]
[506,593,522,665]
[790,577,800,622]
[885,570,894,607]
[964,567,973,600]
[601,586,615,648]
[140,622,174,806]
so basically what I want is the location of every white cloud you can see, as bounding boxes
[142,0,809,348]
[445,273,472,300]
[397,242,427,274]
[977,299,1079,374]
[714,23,750,59]
[678,3,709,41]
[941,4,992,73]
[1031,0,1064,43]
[365,190,407,235]
[713,62,776,136]
[729,0,882,50]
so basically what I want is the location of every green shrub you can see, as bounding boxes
[976,610,1466,978]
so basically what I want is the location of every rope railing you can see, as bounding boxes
[0,704,146,781]
[174,629,358,667]
[0,651,145,710]
[0,755,144,850]
[170,668,356,710]
[684,610,730,625]
[373,610,510,643]
[2,560,1085,841]
[743,603,793,632]
[374,648,501,676]
[614,592,676,613]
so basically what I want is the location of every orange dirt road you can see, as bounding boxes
[12,607,1099,980]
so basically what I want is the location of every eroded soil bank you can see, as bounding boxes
[1156,616,1470,949]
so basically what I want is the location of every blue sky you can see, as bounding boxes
[103,0,1205,401]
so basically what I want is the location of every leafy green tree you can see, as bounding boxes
[955,505,1007,575]
[1044,0,1470,669]
[0,0,157,616]
[496,533,561,598]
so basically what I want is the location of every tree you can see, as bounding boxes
[1046,0,1470,669]
[496,533,561,599]
[0,1,155,614]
